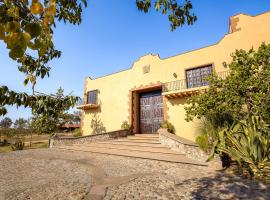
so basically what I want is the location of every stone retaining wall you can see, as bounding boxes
[49,130,132,147]
[158,128,210,163]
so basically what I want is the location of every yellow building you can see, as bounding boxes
[78,11,270,141]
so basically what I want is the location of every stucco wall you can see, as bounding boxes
[81,11,270,141]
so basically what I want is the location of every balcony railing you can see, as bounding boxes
[162,71,229,93]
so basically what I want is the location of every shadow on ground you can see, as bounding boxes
[175,172,270,200]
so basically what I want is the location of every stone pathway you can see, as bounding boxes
[0,149,269,200]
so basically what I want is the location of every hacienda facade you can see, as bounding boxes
[78,11,270,141]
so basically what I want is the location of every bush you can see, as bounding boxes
[0,139,9,147]
[121,121,131,130]
[0,128,30,138]
[73,128,82,137]
[161,120,175,134]
[11,139,25,151]
[208,116,270,184]
[196,134,209,152]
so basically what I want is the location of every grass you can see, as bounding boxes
[0,134,50,153]
[0,145,12,153]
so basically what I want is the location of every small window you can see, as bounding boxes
[142,65,150,74]
[87,90,98,104]
[186,65,213,88]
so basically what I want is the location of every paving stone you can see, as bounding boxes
[1,149,270,200]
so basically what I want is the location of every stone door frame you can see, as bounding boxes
[128,82,168,134]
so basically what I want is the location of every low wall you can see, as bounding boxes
[49,129,132,147]
[158,128,213,164]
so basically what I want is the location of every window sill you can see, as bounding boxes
[77,103,100,110]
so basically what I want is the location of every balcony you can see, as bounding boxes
[76,99,100,110]
[162,71,229,99]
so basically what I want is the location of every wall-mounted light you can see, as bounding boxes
[173,73,177,78]
[222,61,227,68]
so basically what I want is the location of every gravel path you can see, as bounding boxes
[0,148,269,200]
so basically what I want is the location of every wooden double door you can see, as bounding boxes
[139,90,163,134]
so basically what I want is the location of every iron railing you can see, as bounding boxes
[162,71,229,93]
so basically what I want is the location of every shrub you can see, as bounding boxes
[73,128,82,137]
[196,134,209,152]
[161,120,175,134]
[11,139,25,151]
[208,116,270,184]
[0,139,9,147]
[121,121,131,130]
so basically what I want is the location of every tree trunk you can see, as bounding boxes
[29,130,33,148]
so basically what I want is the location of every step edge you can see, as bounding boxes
[71,145,184,155]
[87,142,168,149]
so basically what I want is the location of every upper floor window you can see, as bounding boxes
[87,90,98,104]
[186,64,213,88]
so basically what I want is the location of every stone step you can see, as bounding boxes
[73,143,184,155]
[127,136,159,141]
[113,139,160,144]
[98,141,165,148]
[56,145,206,166]
[134,134,159,138]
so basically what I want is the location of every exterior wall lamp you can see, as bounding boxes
[222,61,228,68]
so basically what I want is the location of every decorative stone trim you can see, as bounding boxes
[158,128,209,163]
[50,129,132,147]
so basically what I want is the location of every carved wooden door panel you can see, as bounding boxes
[140,90,163,133]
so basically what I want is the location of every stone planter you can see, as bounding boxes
[158,128,222,169]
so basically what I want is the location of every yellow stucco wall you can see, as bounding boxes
[81,11,270,141]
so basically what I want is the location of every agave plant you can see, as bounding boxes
[208,116,270,182]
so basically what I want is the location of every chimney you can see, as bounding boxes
[229,16,241,33]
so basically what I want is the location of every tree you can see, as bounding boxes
[185,43,270,174]
[32,87,76,134]
[0,117,12,128]
[0,0,196,118]
[185,43,270,124]
[0,0,86,117]
[65,111,81,125]
[14,118,28,129]
[0,117,12,142]
[136,0,196,30]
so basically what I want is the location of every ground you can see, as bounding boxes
[0,149,269,200]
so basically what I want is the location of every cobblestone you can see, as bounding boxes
[0,148,269,200]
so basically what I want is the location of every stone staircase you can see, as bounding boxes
[56,134,206,166]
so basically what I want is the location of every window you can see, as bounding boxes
[142,65,150,74]
[87,90,98,104]
[186,65,213,88]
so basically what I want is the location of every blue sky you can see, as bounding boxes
[1,0,270,121]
